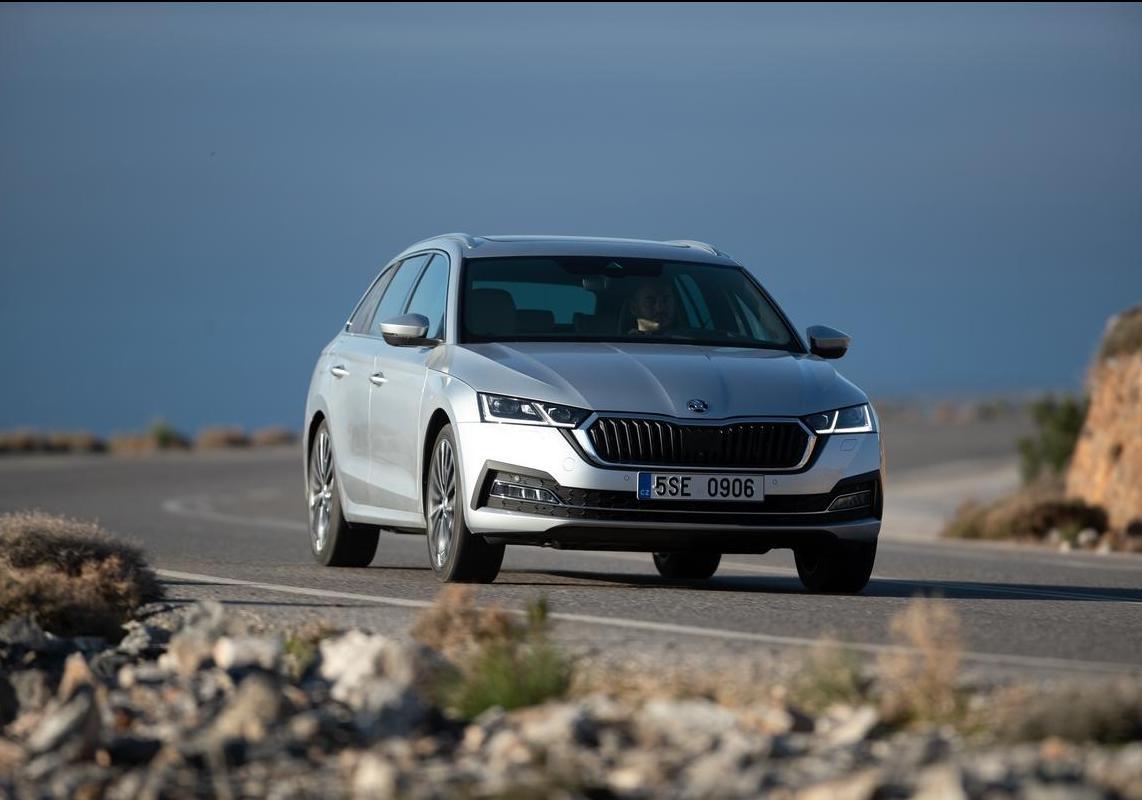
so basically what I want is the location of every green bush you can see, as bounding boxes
[1016,395,1086,483]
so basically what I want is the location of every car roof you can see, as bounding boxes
[398,233,739,266]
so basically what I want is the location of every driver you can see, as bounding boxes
[629,278,678,334]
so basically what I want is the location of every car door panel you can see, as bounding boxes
[369,253,449,515]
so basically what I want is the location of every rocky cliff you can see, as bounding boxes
[1066,306,1142,535]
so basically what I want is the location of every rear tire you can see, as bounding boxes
[426,425,504,583]
[653,551,722,580]
[794,541,876,594]
[308,421,379,567]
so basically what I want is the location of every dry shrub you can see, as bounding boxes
[943,478,1107,543]
[107,420,190,455]
[46,431,106,453]
[1098,305,1142,361]
[411,586,518,660]
[878,598,963,725]
[994,679,1142,744]
[0,511,163,640]
[413,587,570,719]
[790,638,867,712]
[0,429,50,454]
[250,427,297,447]
[195,426,250,449]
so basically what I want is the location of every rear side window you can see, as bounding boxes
[369,253,430,333]
[348,267,396,334]
[404,253,449,339]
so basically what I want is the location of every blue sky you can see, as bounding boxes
[1,3,1139,433]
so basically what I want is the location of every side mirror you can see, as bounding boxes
[379,313,436,347]
[807,325,850,359]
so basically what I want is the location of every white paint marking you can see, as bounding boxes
[161,488,1142,604]
[156,568,1140,675]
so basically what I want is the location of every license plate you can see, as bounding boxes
[637,473,764,501]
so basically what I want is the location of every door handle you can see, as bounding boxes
[330,365,349,378]
[369,372,387,386]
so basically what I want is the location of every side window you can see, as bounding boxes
[369,254,430,333]
[404,253,449,339]
[348,266,396,334]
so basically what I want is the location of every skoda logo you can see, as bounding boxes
[687,399,709,414]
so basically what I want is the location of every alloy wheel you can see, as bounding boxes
[427,437,457,568]
[308,428,334,552]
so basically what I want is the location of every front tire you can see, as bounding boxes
[794,541,876,594]
[426,425,504,583]
[308,421,379,567]
[653,551,721,580]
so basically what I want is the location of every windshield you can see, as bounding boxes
[460,256,801,351]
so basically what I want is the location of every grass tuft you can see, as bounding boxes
[0,511,163,640]
[790,638,866,713]
[877,598,963,725]
[413,587,571,719]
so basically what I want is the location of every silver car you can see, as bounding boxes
[304,235,883,593]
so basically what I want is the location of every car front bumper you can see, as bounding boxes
[453,420,883,552]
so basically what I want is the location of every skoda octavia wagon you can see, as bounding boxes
[304,235,883,593]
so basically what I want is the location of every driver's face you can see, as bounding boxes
[634,285,676,326]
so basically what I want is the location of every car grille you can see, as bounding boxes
[586,417,811,469]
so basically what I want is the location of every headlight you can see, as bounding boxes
[803,404,875,434]
[478,393,590,428]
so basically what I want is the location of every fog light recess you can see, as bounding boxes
[827,490,872,512]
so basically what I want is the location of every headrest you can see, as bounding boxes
[466,288,517,336]
[516,309,555,333]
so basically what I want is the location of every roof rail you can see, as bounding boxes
[408,232,479,249]
[664,239,720,256]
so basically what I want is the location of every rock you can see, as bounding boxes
[158,601,226,678]
[209,674,286,744]
[26,686,100,762]
[8,669,51,715]
[159,633,212,678]
[0,737,26,774]
[1065,306,1142,535]
[518,702,598,748]
[213,635,283,672]
[116,663,168,688]
[747,703,813,735]
[102,734,162,766]
[797,768,883,800]
[912,764,967,800]
[821,706,880,747]
[317,631,429,738]
[116,622,168,658]
[57,653,96,700]
[319,631,428,694]
[0,674,17,725]
[353,752,399,799]
[637,698,738,751]
[1076,528,1100,549]
[0,616,56,652]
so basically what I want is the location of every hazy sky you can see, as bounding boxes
[1,3,1140,433]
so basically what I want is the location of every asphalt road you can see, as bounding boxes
[2,416,1140,678]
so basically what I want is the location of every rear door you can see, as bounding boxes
[369,252,449,515]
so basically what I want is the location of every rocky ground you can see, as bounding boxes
[2,599,1140,800]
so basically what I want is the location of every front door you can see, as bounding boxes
[369,252,449,516]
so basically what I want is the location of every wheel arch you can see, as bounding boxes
[421,408,454,514]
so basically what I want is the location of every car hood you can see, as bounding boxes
[435,342,868,418]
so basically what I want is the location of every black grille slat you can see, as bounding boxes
[588,417,809,469]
